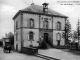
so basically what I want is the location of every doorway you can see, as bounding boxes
[16,44,18,51]
[44,33,48,43]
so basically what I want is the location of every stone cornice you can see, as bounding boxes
[13,10,68,20]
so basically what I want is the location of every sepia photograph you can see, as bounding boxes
[0,0,80,60]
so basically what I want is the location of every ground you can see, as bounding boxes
[0,47,44,60]
[38,48,80,60]
[0,47,80,60]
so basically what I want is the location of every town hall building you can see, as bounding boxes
[13,3,68,51]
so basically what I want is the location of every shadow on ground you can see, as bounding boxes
[60,49,80,56]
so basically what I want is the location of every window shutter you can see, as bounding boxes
[33,20,35,28]
[27,33,29,40]
[27,19,30,28]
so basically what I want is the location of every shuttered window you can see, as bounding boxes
[16,21,18,29]
[29,31,34,40]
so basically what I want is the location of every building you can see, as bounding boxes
[13,3,68,51]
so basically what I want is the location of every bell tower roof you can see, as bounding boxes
[42,3,48,5]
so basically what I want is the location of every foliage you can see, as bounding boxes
[65,19,71,33]
[65,19,72,44]
[7,32,14,45]
[73,31,78,40]
[76,19,80,40]
[65,19,72,38]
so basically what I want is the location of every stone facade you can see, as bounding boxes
[13,3,68,51]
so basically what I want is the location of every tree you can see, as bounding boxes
[73,31,78,41]
[7,32,14,45]
[65,19,71,45]
[76,19,80,41]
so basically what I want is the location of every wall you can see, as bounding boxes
[53,31,65,46]
[53,17,65,46]
[53,17,65,30]
[22,13,40,47]
[14,14,21,51]
[22,29,39,47]
[23,13,39,28]
[14,14,21,31]
[40,15,53,29]
[14,29,21,51]
[14,12,66,50]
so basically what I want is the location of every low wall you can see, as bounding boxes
[21,47,38,55]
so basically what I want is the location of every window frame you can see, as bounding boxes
[29,31,34,40]
[43,20,48,29]
[16,33,18,41]
[56,33,61,41]
[30,18,34,28]
[16,21,18,30]
[57,21,61,30]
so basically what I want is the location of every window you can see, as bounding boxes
[56,33,61,41]
[16,21,18,29]
[29,31,34,40]
[30,18,34,28]
[57,22,61,30]
[16,33,18,41]
[16,44,18,51]
[43,20,48,29]
[56,33,61,46]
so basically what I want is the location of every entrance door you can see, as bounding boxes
[57,40,60,46]
[16,44,18,51]
[44,33,48,43]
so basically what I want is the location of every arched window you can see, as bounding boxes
[56,33,61,41]
[56,33,61,46]
[57,21,61,30]
[29,31,34,40]
[43,20,48,29]
[30,18,34,28]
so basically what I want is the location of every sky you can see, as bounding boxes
[0,0,80,39]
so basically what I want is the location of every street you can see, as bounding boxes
[39,49,80,60]
[0,47,44,60]
[1,47,80,60]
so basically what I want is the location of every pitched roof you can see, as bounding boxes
[22,4,67,17]
[13,4,68,20]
